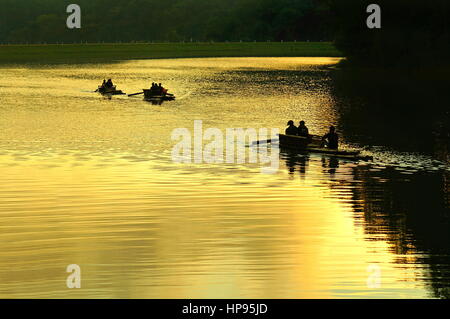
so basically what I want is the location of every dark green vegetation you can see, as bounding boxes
[0,0,449,67]
[0,0,332,43]
[0,42,340,64]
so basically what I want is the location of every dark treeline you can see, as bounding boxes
[1,0,449,67]
[0,0,333,43]
[332,0,450,67]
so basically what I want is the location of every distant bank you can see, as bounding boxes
[0,42,341,65]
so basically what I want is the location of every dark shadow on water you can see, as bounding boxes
[330,67,449,297]
[351,166,450,299]
[280,148,450,299]
[331,67,450,156]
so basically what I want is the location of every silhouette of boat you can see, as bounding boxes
[96,86,126,96]
[143,89,175,101]
[255,134,373,161]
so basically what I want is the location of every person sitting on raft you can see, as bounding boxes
[297,121,309,138]
[322,126,339,149]
[285,120,298,136]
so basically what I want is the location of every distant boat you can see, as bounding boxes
[143,89,175,101]
[96,85,126,96]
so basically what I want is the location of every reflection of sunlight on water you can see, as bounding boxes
[0,152,429,298]
[0,58,448,299]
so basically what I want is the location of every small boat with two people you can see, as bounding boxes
[95,79,126,96]
[128,82,175,102]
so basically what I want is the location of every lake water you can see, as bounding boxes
[0,58,448,298]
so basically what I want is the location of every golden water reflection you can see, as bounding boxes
[0,58,448,298]
[0,152,435,298]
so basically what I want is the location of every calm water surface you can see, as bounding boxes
[0,58,448,298]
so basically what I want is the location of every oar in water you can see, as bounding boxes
[252,138,279,145]
[128,92,144,97]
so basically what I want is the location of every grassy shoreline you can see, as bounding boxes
[0,42,341,65]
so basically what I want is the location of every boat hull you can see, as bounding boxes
[97,86,126,96]
[143,89,175,101]
[278,134,372,161]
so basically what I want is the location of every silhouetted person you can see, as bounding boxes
[285,120,298,136]
[106,79,113,88]
[102,79,106,88]
[298,121,309,138]
[322,126,339,149]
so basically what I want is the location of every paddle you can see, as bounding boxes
[252,139,278,145]
[128,92,144,97]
